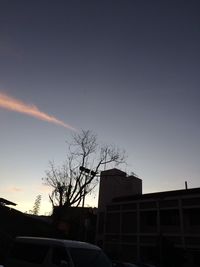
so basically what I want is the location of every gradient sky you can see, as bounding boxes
[0,0,200,214]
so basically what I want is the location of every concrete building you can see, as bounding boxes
[98,168,142,211]
[96,169,200,266]
[96,168,142,248]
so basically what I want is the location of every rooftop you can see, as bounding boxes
[113,187,200,203]
[0,198,16,206]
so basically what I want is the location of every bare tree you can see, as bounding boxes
[43,130,125,208]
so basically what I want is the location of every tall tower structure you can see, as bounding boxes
[98,168,142,211]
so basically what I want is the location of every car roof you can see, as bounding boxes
[15,236,100,250]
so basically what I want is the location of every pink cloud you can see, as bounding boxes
[9,186,23,192]
[0,92,77,130]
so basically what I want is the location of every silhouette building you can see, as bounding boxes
[96,168,200,265]
[98,168,142,212]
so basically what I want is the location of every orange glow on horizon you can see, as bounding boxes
[0,92,76,130]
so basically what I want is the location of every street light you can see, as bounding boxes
[79,166,98,207]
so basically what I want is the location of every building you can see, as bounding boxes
[96,168,142,249]
[98,168,142,212]
[96,169,200,266]
[0,198,16,206]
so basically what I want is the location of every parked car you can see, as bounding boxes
[113,261,139,267]
[4,236,112,267]
[113,261,157,267]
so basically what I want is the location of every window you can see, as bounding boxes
[160,210,179,226]
[121,212,137,233]
[184,208,200,226]
[70,248,112,267]
[106,213,120,233]
[140,211,157,232]
[141,211,157,227]
[182,197,200,206]
[10,242,49,264]
[52,246,69,265]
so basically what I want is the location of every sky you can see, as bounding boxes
[0,0,200,214]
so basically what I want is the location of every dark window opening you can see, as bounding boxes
[122,212,137,233]
[106,213,120,233]
[160,210,179,226]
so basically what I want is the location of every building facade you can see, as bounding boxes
[96,169,200,266]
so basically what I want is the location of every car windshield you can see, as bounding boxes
[69,248,112,267]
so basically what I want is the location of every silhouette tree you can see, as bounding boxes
[43,130,125,208]
[30,195,42,215]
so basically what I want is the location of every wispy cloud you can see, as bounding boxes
[3,186,24,193]
[11,186,23,192]
[0,92,76,130]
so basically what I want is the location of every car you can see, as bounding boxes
[4,236,112,267]
[113,261,157,267]
[113,262,139,267]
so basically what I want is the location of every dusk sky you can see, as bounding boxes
[0,1,200,214]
